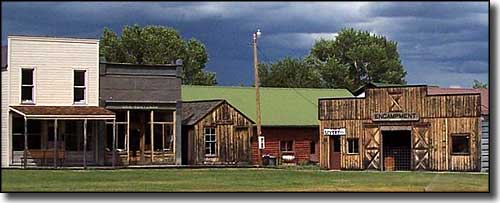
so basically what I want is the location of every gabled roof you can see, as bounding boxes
[182,100,255,126]
[352,82,426,96]
[428,87,489,115]
[182,100,224,125]
[182,85,353,126]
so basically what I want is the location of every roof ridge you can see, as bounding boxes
[181,85,349,91]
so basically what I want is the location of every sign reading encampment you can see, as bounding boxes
[324,128,346,136]
[372,112,419,122]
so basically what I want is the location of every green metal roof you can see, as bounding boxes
[182,85,353,126]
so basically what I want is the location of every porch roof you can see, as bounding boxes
[10,106,116,119]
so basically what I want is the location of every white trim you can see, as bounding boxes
[26,115,115,119]
[95,41,99,107]
[19,67,36,104]
[8,35,99,44]
[8,107,26,117]
[72,68,88,105]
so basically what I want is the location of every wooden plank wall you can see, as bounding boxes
[319,86,481,171]
[189,102,253,165]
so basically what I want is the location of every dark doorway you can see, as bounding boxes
[129,111,146,164]
[382,130,411,171]
[329,136,341,170]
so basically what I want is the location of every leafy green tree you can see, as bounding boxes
[260,28,406,91]
[472,80,488,89]
[100,24,216,85]
[259,57,322,88]
[311,28,406,90]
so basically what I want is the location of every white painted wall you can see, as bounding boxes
[1,69,9,167]
[8,36,99,106]
[2,36,99,167]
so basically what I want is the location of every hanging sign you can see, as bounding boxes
[324,128,346,136]
[258,136,265,149]
[372,112,419,122]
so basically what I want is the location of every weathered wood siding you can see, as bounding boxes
[319,86,481,171]
[188,102,253,165]
[7,36,99,106]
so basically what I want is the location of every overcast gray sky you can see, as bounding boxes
[1,2,489,87]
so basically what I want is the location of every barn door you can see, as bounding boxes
[412,126,430,170]
[364,127,381,170]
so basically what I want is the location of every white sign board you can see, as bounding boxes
[324,128,346,136]
[258,136,265,149]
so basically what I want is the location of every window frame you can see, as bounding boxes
[280,140,294,153]
[450,133,471,155]
[347,138,360,154]
[20,67,35,104]
[204,127,217,156]
[73,69,88,105]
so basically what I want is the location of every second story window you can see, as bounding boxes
[73,70,86,103]
[21,68,34,103]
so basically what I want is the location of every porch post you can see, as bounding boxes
[112,119,116,168]
[150,110,154,164]
[54,119,58,168]
[173,110,176,160]
[83,119,87,169]
[23,117,28,169]
[127,110,130,165]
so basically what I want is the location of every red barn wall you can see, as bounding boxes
[251,127,319,165]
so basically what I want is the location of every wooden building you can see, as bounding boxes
[182,85,352,166]
[427,86,489,172]
[99,61,183,166]
[1,36,116,168]
[181,100,254,165]
[318,83,482,171]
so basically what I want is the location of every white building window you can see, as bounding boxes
[204,127,216,156]
[21,68,34,103]
[73,70,86,103]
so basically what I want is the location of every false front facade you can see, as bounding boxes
[318,84,481,171]
[1,36,115,168]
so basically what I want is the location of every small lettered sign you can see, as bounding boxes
[258,136,265,149]
[324,128,346,136]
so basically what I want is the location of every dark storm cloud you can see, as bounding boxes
[361,2,487,19]
[1,2,489,87]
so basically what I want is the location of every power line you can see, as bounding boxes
[256,47,319,108]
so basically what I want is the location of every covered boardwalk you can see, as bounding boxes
[9,106,116,168]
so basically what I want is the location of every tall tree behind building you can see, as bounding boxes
[472,79,488,89]
[259,28,406,91]
[100,25,217,85]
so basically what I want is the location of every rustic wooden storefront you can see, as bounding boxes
[182,100,254,165]
[318,84,481,171]
[99,62,183,166]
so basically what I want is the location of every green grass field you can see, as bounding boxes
[1,168,489,192]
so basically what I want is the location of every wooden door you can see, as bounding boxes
[364,127,381,170]
[330,136,341,170]
[413,126,430,170]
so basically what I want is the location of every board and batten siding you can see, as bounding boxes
[318,86,481,171]
[188,102,253,165]
[8,36,100,106]
[1,69,10,167]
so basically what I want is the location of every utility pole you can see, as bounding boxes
[253,29,264,166]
